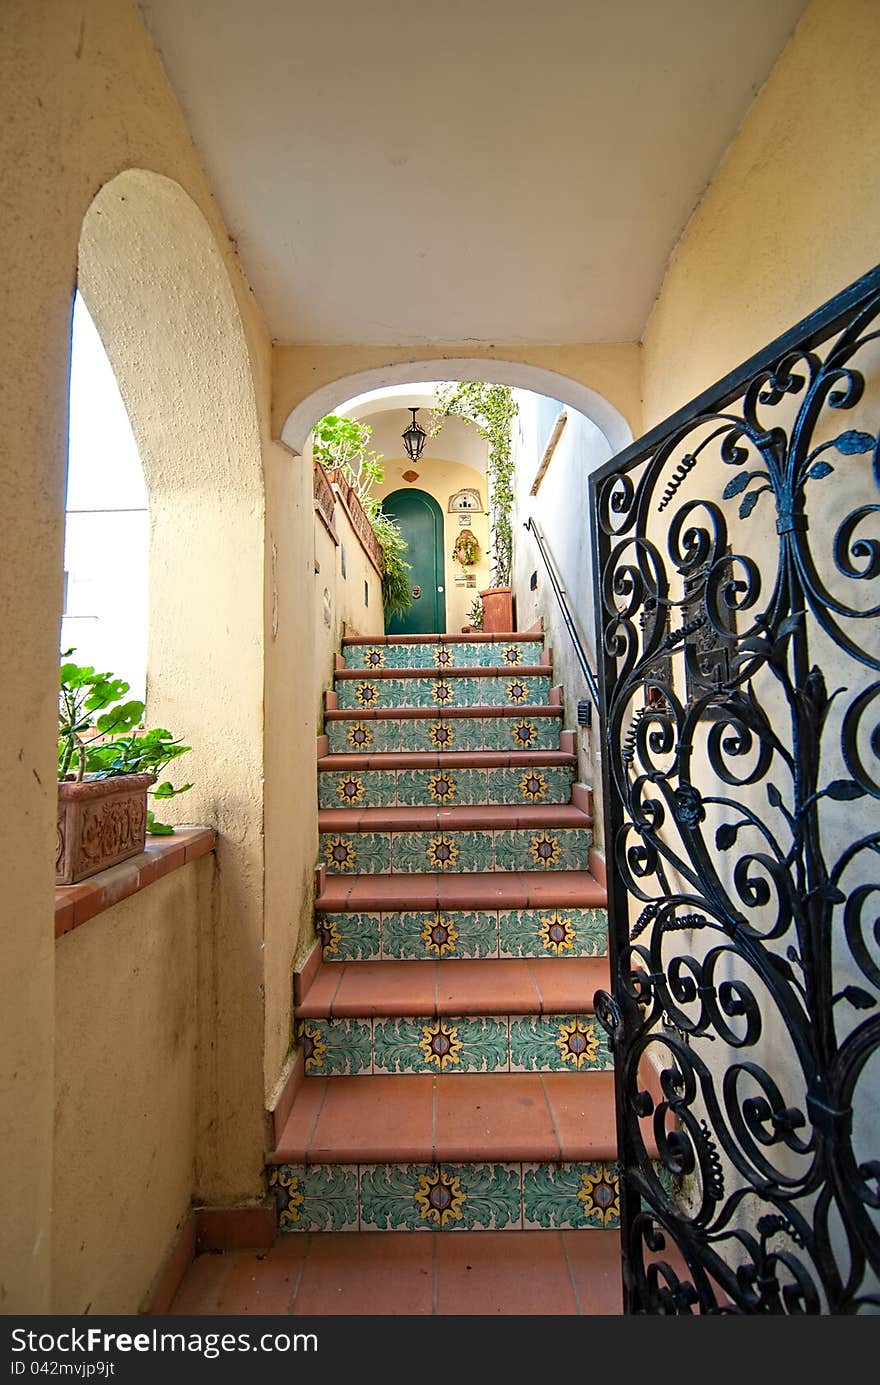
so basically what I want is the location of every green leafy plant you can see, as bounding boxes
[58,653,192,834]
[313,412,413,616]
[430,383,517,586]
[467,595,484,631]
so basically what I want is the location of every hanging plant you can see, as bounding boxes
[430,383,517,587]
[452,528,480,567]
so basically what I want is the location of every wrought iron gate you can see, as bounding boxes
[590,265,880,1314]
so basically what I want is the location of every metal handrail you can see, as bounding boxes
[524,517,601,714]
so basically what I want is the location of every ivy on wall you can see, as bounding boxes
[430,383,518,587]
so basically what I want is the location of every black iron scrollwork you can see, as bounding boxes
[589,265,880,1314]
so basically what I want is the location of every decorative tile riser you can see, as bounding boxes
[320,827,592,874]
[296,1015,613,1076]
[269,1160,620,1232]
[344,641,543,670]
[326,716,562,754]
[335,675,551,711]
[319,765,575,809]
[318,907,608,961]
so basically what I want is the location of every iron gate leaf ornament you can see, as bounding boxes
[589,265,880,1314]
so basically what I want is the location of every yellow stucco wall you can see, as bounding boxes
[53,861,210,1314]
[642,0,880,427]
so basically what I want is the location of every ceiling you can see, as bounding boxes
[138,0,808,346]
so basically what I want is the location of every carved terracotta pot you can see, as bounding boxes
[479,586,514,634]
[56,773,155,885]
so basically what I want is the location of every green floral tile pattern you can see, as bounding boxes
[334,675,551,711]
[491,765,574,805]
[390,830,486,873]
[342,640,544,671]
[380,910,498,960]
[509,1015,613,1072]
[499,908,608,958]
[297,1018,372,1076]
[270,1164,359,1233]
[493,828,591,872]
[359,1163,522,1231]
[320,832,391,874]
[482,715,562,751]
[318,770,397,809]
[372,1016,509,1074]
[326,719,401,753]
[522,1163,621,1229]
[395,768,488,806]
[318,912,381,962]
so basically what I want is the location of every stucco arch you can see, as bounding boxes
[279,356,634,456]
[76,168,267,1201]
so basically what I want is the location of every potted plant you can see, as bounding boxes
[431,383,517,632]
[56,653,193,884]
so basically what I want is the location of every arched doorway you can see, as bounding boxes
[382,488,446,635]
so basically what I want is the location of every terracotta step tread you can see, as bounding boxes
[316,871,608,913]
[342,634,542,646]
[318,804,592,832]
[297,956,610,1019]
[269,1070,620,1166]
[334,665,549,680]
[318,751,577,771]
[323,705,563,721]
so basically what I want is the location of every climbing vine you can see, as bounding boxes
[430,383,517,587]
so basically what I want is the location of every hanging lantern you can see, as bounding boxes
[402,407,427,462]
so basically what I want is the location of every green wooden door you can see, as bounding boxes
[382,489,446,636]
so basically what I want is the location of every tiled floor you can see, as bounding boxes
[169,1230,623,1315]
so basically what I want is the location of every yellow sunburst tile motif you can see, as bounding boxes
[269,1168,306,1228]
[502,645,522,665]
[577,1167,620,1226]
[529,832,562,869]
[506,679,529,704]
[336,774,366,806]
[518,770,548,801]
[539,911,576,954]
[323,835,357,872]
[434,646,454,666]
[414,1167,467,1228]
[556,1017,600,1068]
[431,680,454,705]
[427,771,458,803]
[421,915,459,957]
[428,721,455,749]
[355,681,380,708]
[425,834,460,871]
[319,918,342,957]
[297,1020,328,1073]
[511,720,536,747]
[362,647,386,669]
[418,1017,462,1070]
[346,722,373,750]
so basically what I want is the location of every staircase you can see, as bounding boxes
[268,630,622,1243]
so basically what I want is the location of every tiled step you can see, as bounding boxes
[318,755,577,809]
[341,635,545,670]
[316,869,607,913]
[324,707,565,754]
[294,957,612,1077]
[318,804,593,876]
[333,668,552,711]
[270,1070,619,1167]
[315,903,607,962]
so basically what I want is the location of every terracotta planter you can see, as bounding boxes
[480,586,514,633]
[56,772,155,885]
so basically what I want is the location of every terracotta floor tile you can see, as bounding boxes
[436,1231,578,1314]
[296,965,342,1016]
[342,875,439,911]
[524,872,607,907]
[543,1071,618,1161]
[527,957,610,1013]
[562,1230,624,1314]
[270,1079,328,1162]
[435,959,539,1014]
[329,961,437,1016]
[434,1073,558,1162]
[436,873,530,909]
[216,1240,309,1314]
[292,1232,435,1315]
[307,1074,434,1163]
[169,1251,242,1314]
